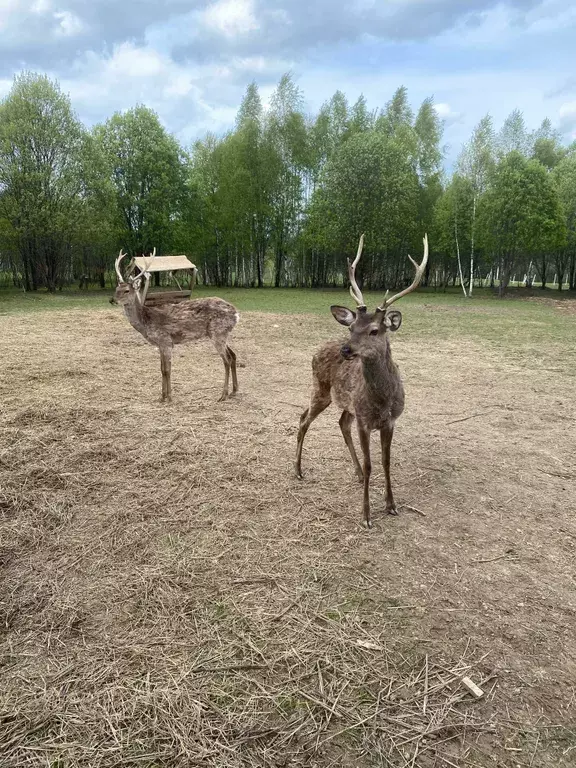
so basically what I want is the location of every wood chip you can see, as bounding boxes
[354,639,383,651]
[461,676,484,699]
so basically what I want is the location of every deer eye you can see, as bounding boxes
[369,328,379,336]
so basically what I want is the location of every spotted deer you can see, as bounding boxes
[113,250,239,402]
[295,234,429,528]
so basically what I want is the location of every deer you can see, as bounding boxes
[295,233,429,529]
[113,249,240,402]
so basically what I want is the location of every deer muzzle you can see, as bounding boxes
[340,343,356,360]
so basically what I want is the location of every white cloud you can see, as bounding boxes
[61,41,249,145]
[558,101,576,119]
[31,0,51,13]
[439,0,576,49]
[233,55,270,72]
[67,42,192,104]
[434,101,460,119]
[105,42,165,78]
[558,100,576,138]
[0,76,11,96]
[201,0,259,38]
[433,102,463,125]
[433,103,451,117]
[298,63,571,168]
[231,54,294,76]
[0,0,85,41]
[0,0,26,31]
[54,10,83,37]
[1,0,574,171]
[521,0,576,34]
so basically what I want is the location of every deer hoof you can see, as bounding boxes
[363,519,373,530]
[386,506,398,516]
[218,393,229,402]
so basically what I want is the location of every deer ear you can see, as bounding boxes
[330,305,356,326]
[385,310,402,332]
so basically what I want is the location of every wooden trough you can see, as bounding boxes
[127,252,198,306]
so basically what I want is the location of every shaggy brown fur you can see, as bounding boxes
[295,307,404,528]
[114,283,239,402]
[295,234,428,529]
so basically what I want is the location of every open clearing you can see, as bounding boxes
[1,291,575,767]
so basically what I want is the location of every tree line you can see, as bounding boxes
[0,71,575,295]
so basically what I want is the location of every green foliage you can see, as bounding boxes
[305,131,420,288]
[458,115,495,195]
[434,175,474,260]
[554,154,576,249]
[478,152,566,291]
[267,74,309,287]
[497,108,530,157]
[0,72,87,290]
[94,105,187,256]
[1,71,574,296]
[552,153,576,288]
[414,97,443,267]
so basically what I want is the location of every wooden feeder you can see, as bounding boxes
[126,250,198,306]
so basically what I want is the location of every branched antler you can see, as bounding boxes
[141,247,156,274]
[378,234,429,310]
[347,234,366,308]
[115,250,128,283]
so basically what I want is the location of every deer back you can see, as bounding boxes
[145,297,238,346]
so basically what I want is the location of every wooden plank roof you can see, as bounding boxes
[133,255,196,273]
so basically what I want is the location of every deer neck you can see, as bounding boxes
[360,342,396,400]
[123,298,147,335]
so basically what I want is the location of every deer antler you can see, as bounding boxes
[378,234,429,311]
[115,249,128,283]
[347,234,366,309]
[140,246,157,274]
[134,247,156,305]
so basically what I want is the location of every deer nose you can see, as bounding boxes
[341,344,353,359]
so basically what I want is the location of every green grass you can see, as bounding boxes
[0,284,477,314]
[0,288,111,314]
[1,284,574,353]
[1,283,572,314]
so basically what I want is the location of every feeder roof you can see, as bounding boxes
[133,255,196,273]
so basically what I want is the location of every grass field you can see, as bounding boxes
[1,287,575,766]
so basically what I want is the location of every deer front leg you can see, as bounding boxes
[294,395,331,479]
[380,423,397,515]
[339,410,363,482]
[160,348,172,403]
[357,424,372,529]
[227,345,239,395]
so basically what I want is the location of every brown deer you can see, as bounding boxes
[113,249,239,402]
[295,233,429,528]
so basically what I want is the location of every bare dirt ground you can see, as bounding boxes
[1,301,575,767]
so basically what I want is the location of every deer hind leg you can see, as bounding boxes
[295,387,331,480]
[160,348,172,403]
[226,345,239,395]
[380,423,397,515]
[357,423,373,529]
[212,336,231,401]
[339,410,363,483]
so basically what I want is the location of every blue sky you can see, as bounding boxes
[1,0,575,168]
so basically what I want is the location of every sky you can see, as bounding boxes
[1,0,575,168]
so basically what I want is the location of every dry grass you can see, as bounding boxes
[1,300,576,767]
